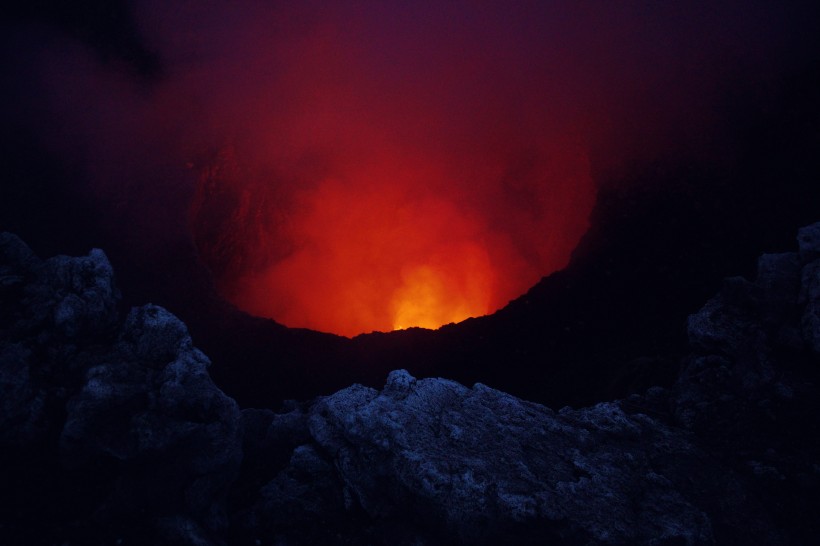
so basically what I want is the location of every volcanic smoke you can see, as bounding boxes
[16,1,799,337]
[180,3,597,336]
[191,137,593,337]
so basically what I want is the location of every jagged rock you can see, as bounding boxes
[0,342,47,445]
[796,222,820,356]
[797,221,820,264]
[3,222,820,545]
[249,443,350,545]
[239,405,312,480]
[154,515,223,546]
[60,304,242,538]
[0,233,120,447]
[672,224,820,544]
[118,303,199,365]
[800,259,820,357]
[231,405,317,541]
[0,232,39,297]
[756,252,800,295]
[1,233,242,545]
[271,369,780,545]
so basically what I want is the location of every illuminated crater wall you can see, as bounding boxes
[181,4,600,336]
[191,143,593,337]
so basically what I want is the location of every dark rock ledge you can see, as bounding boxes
[2,224,819,545]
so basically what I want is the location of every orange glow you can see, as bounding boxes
[220,162,498,336]
[392,246,492,331]
[192,141,593,337]
[186,7,597,337]
[391,269,483,330]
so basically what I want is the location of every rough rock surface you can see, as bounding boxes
[2,223,820,545]
[669,221,820,544]
[294,372,719,544]
[1,233,241,545]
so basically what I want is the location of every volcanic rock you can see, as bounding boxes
[671,227,820,543]
[2,223,820,545]
[1,233,241,544]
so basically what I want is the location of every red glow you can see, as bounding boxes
[192,140,593,337]
[21,1,797,336]
[182,4,598,336]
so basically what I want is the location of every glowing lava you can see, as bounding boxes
[192,142,593,337]
[185,3,597,337]
[392,248,492,331]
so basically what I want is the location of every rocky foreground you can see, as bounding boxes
[2,225,820,545]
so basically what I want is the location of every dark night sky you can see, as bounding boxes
[1,1,819,407]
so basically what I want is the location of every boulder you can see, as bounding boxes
[60,305,243,537]
[258,370,726,544]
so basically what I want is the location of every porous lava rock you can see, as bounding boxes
[669,220,820,544]
[1,233,241,545]
[2,223,820,545]
[295,371,720,544]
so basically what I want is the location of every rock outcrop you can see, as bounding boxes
[266,372,723,545]
[2,223,820,544]
[668,221,820,544]
[0,233,241,544]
